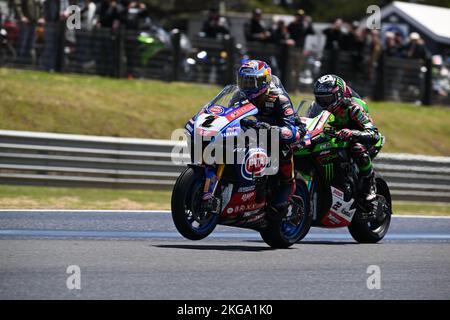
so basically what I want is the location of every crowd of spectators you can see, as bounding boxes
[323,18,428,60]
[200,8,314,49]
[242,8,314,49]
[2,0,155,74]
[199,7,430,83]
[240,8,429,61]
[0,2,433,80]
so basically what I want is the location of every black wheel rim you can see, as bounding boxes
[184,179,217,233]
[281,195,306,240]
[367,196,391,234]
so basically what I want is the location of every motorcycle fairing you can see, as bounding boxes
[186,85,272,228]
[320,186,356,227]
[294,109,358,227]
[194,102,257,139]
[220,147,270,221]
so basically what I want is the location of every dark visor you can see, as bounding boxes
[315,94,337,108]
[238,75,266,91]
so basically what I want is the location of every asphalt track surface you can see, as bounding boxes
[0,210,449,300]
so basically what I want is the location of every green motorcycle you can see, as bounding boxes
[293,102,392,243]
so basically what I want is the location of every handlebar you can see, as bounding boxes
[240,118,255,128]
[241,119,277,132]
[322,126,337,138]
[304,127,338,146]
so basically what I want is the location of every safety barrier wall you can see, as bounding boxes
[1,130,449,202]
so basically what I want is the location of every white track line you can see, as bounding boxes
[0,209,171,213]
[392,214,450,219]
[0,210,449,219]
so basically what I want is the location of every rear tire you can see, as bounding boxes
[171,167,218,240]
[348,175,392,243]
[260,178,312,248]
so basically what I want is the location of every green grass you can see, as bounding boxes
[0,68,221,139]
[0,185,449,216]
[392,201,450,216]
[368,102,450,155]
[1,68,450,156]
[0,185,171,210]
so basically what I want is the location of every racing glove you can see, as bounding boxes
[336,129,361,141]
[241,118,271,130]
[256,122,273,130]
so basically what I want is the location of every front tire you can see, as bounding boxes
[171,167,218,240]
[348,175,392,243]
[260,178,312,248]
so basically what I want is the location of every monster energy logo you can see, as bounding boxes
[335,77,344,90]
[324,163,334,181]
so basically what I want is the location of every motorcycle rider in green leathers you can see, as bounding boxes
[312,74,384,203]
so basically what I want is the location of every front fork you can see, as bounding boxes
[201,164,225,212]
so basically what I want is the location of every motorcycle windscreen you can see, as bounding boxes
[202,85,245,114]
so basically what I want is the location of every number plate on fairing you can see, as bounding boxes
[321,186,356,227]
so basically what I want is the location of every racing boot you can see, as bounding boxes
[267,180,295,221]
[342,179,353,202]
[359,169,376,202]
[267,146,296,221]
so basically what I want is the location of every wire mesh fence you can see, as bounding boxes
[0,21,447,106]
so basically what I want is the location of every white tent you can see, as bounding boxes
[379,1,450,45]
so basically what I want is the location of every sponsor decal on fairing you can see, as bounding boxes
[241,191,255,202]
[207,105,225,115]
[225,103,256,121]
[321,186,356,227]
[241,149,270,181]
[238,185,256,193]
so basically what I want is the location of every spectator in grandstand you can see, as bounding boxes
[383,31,398,57]
[13,0,43,64]
[287,9,314,49]
[40,0,74,72]
[96,0,122,30]
[95,0,122,76]
[80,0,97,31]
[368,29,382,79]
[323,18,343,50]
[394,31,405,51]
[245,8,271,43]
[340,21,360,52]
[271,19,295,46]
[201,8,230,39]
[121,0,148,30]
[74,0,97,69]
[404,32,428,60]
[119,1,149,78]
[342,22,365,72]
